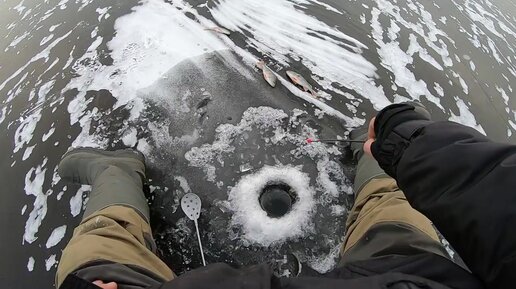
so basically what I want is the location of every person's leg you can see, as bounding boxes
[340,150,449,265]
[55,148,174,288]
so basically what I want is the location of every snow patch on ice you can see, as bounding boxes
[14,80,55,155]
[70,185,90,217]
[7,31,30,50]
[452,72,469,94]
[42,127,55,142]
[23,159,49,244]
[0,106,6,124]
[370,0,457,109]
[495,86,509,105]
[174,176,191,193]
[434,82,444,97]
[22,145,35,161]
[45,254,57,271]
[45,225,67,248]
[137,139,151,155]
[297,0,343,15]
[186,107,289,182]
[449,97,485,135]
[40,34,54,46]
[469,61,476,71]
[0,30,71,93]
[27,257,35,272]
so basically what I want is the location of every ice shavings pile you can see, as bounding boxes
[185,107,289,182]
[185,106,351,257]
[209,0,391,110]
[229,166,315,246]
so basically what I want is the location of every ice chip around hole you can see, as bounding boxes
[229,165,316,246]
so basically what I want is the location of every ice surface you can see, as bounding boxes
[186,107,289,182]
[371,2,445,109]
[182,105,350,271]
[229,165,315,246]
[66,0,228,121]
[209,0,390,110]
[5,0,513,279]
[449,97,486,134]
[45,225,67,248]
[0,30,71,92]
[6,31,29,50]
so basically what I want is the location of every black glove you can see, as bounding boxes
[371,103,432,178]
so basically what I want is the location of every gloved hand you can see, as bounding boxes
[364,103,432,178]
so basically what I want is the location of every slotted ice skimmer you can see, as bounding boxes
[181,193,207,266]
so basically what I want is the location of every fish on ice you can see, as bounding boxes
[286,70,318,98]
[256,60,277,87]
[205,26,231,35]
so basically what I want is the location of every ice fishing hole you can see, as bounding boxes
[259,182,297,218]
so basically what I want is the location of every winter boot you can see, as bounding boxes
[58,148,150,222]
[348,128,388,196]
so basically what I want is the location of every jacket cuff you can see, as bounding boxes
[371,104,432,178]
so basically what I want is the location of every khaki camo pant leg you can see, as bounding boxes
[56,205,174,288]
[341,177,449,263]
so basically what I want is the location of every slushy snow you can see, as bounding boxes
[229,165,315,246]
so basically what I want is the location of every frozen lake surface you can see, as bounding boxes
[0,0,514,288]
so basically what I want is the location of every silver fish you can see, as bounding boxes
[286,70,318,98]
[256,60,277,87]
[205,26,231,35]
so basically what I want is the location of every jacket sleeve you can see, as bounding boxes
[371,104,516,289]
